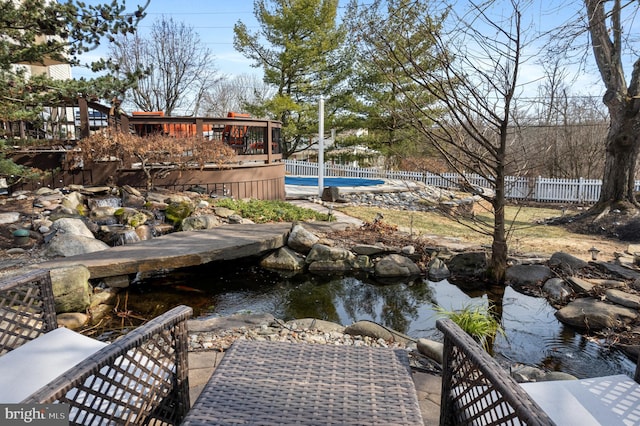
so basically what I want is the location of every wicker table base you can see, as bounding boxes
[181,340,424,425]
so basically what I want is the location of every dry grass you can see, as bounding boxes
[337,204,629,261]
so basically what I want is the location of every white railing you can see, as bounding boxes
[284,159,640,204]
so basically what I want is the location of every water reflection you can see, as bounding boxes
[283,276,433,333]
[126,260,635,379]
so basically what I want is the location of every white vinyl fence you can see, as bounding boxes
[285,159,639,204]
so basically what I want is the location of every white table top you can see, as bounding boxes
[0,327,107,403]
[522,374,640,426]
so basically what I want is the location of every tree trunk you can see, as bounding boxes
[584,0,640,210]
[596,106,640,208]
[489,170,507,285]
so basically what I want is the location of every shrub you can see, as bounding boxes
[213,198,331,223]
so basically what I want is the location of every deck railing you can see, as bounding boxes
[3,98,283,164]
[284,159,630,204]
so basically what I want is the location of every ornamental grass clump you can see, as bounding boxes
[436,303,504,352]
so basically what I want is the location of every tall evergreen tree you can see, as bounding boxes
[233,0,352,157]
[346,0,445,167]
[0,0,148,186]
[0,0,149,123]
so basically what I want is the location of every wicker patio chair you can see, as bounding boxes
[437,318,554,426]
[0,268,58,355]
[22,304,193,425]
[0,268,192,425]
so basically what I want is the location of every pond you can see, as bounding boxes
[122,258,636,379]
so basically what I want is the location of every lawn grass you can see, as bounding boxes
[336,203,587,254]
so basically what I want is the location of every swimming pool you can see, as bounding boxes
[285,176,385,187]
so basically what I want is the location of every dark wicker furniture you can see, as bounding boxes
[0,268,58,355]
[180,340,424,425]
[437,318,554,426]
[22,304,192,425]
[1,268,192,425]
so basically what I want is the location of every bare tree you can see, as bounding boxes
[110,16,218,116]
[199,74,275,117]
[519,59,607,179]
[352,0,530,284]
[584,0,640,212]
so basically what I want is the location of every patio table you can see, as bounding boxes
[181,340,424,425]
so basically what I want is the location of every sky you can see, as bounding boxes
[73,0,283,80]
[71,0,637,100]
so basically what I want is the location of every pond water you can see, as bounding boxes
[123,258,635,379]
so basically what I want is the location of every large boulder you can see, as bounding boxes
[61,191,85,213]
[306,244,354,263]
[44,234,110,257]
[549,252,589,273]
[181,214,221,231]
[542,278,573,302]
[428,257,450,281]
[565,276,595,295]
[260,247,306,271]
[287,224,319,254]
[605,289,640,309]
[555,298,637,331]
[447,252,487,278]
[351,244,388,256]
[511,365,577,383]
[115,208,150,227]
[214,206,236,218]
[321,186,340,202]
[506,265,553,289]
[89,206,119,225]
[285,318,345,333]
[50,265,92,313]
[51,217,95,238]
[417,338,444,364]
[121,188,146,209]
[374,254,421,278]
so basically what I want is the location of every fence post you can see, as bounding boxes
[578,177,584,203]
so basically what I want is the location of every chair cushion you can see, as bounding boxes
[521,375,640,425]
[0,327,107,403]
